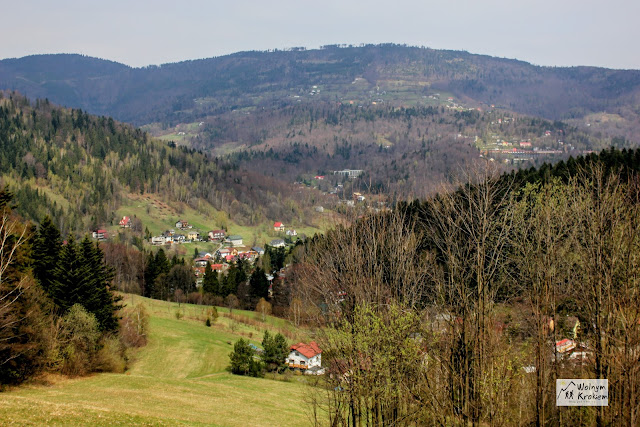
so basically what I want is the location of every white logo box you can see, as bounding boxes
[557,379,608,406]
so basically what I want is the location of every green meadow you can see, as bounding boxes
[0,296,316,426]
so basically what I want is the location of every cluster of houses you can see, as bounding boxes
[150,222,226,246]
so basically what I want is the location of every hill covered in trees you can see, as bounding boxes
[0,92,324,234]
[292,148,640,426]
[1,45,639,131]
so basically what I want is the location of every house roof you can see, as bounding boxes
[227,235,242,240]
[270,239,285,245]
[274,222,283,227]
[291,341,322,359]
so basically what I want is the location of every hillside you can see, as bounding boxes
[1,45,639,132]
[0,296,312,425]
[3,45,639,202]
[0,92,328,237]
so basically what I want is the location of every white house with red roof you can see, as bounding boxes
[119,216,131,228]
[287,341,322,371]
[274,221,285,232]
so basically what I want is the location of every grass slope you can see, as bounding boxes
[0,296,313,426]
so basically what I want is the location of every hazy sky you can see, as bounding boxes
[2,0,638,69]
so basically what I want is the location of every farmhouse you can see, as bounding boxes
[226,235,243,247]
[274,222,285,232]
[269,239,285,248]
[209,229,225,240]
[287,341,322,371]
[92,229,108,241]
[175,219,192,229]
[119,216,131,228]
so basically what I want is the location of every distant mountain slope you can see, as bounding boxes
[1,45,639,127]
[0,92,323,234]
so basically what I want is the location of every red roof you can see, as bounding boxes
[291,341,322,358]
[274,222,283,227]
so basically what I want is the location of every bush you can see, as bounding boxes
[119,303,149,348]
[59,304,101,376]
[207,306,218,322]
[187,292,203,305]
[96,335,126,373]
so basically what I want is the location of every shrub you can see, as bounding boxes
[119,303,149,348]
[96,335,126,373]
[59,304,101,376]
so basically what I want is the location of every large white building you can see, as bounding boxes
[286,341,322,372]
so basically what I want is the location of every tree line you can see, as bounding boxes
[296,148,640,426]
[0,190,147,386]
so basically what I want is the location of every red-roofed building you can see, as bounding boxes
[556,338,576,354]
[274,222,285,232]
[92,229,108,241]
[119,216,131,228]
[287,341,322,370]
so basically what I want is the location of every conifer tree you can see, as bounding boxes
[143,251,156,298]
[31,215,62,295]
[249,266,270,300]
[202,262,219,296]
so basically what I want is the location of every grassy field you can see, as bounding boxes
[0,296,316,426]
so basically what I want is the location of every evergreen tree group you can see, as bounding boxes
[32,216,121,331]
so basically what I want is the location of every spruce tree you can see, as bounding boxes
[78,236,120,332]
[249,266,270,300]
[31,216,62,295]
[202,262,219,296]
[143,251,156,298]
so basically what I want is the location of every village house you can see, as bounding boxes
[194,257,210,267]
[175,219,192,230]
[273,222,285,232]
[92,229,108,241]
[187,231,200,241]
[226,235,243,247]
[285,229,297,237]
[269,239,285,248]
[119,216,131,228]
[252,246,265,255]
[151,236,166,246]
[556,338,576,354]
[209,229,225,240]
[287,342,322,372]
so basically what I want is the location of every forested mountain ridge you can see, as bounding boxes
[1,45,639,130]
[0,92,322,234]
